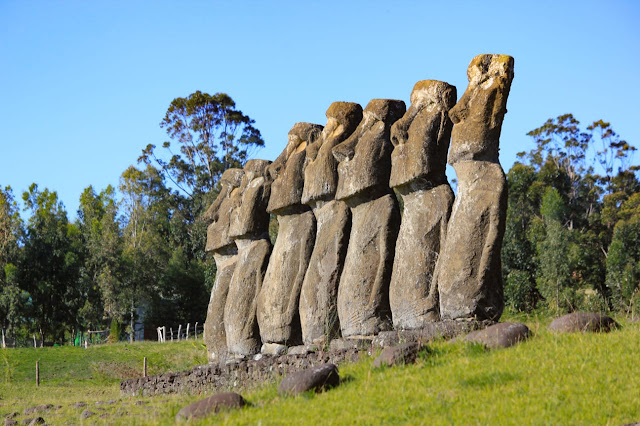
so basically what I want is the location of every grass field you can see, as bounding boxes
[1,313,638,425]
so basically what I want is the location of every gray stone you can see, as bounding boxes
[548,312,618,333]
[437,54,514,322]
[287,345,316,355]
[261,343,287,356]
[25,419,44,426]
[389,80,456,328]
[175,392,245,421]
[204,168,245,251]
[225,160,273,357]
[463,322,531,348]
[299,102,362,347]
[372,319,494,348]
[4,419,17,426]
[278,363,339,396]
[329,338,372,352]
[258,124,320,346]
[372,342,421,368]
[23,406,52,416]
[333,99,405,338]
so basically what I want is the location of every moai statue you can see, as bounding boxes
[437,54,515,321]
[257,123,323,350]
[332,99,406,338]
[203,168,245,362]
[224,159,273,356]
[299,102,363,346]
[389,80,457,329]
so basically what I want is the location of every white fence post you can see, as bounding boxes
[194,322,198,340]
[157,327,162,342]
[33,334,37,348]
[186,323,190,340]
[178,324,182,341]
[170,327,174,342]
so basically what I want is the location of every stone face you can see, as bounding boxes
[438,54,514,321]
[372,342,421,368]
[389,81,456,328]
[390,80,457,188]
[438,161,508,320]
[204,168,245,251]
[258,210,315,345]
[302,102,363,204]
[224,160,273,357]
[258,124,321,346]
[299,200,350,345]
[333,99,404,338]
[175,392,245,421]
[462,322,531,348]
[278,363,340,396]
[267,122,323,214]
[548,312,618,333]
[333,99,406,200]
[447,54,515,164]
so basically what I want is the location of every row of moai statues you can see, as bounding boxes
[203,54,515,361]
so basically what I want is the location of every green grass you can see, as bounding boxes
[1,317,639,425]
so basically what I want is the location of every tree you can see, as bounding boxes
[139,91,264,206]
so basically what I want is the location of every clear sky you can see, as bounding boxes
[1,0,639,217]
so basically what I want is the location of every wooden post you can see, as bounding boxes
[143,357,147,378]
[162,326,166,343]
[2,328,5,348]
[178,324,182,341]
[33,334,37,348]
[157,327,162,342]
[194,322,198,340]
[170,327,173,342]
[36,361,39,387]
[186,323,190,340]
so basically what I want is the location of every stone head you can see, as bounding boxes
[267,122,323,214]
[229,159,273,239]
[204,168,245,252]
[448,54,514,165]
[301,102,363,205]
[332,99,406,201]
[389,80,456,189]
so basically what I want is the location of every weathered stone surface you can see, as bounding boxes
[337,193,399,337]
[4,419,18,426]
[299,200,350,345]
[548,312,618,333]
[388,81,456,328]
[287,345,316,356]
[333,99,404,338]
[372,319,494,348]
[447,54,515,165]
[390,80,456,188]
[224,160,273,357]
[438,161,507,320]
[299,102,362,346]
[258,124,320,346]
[437,55,513,322]
[25,418,44,426]
[175,392,245,421]
[268,122,323,214]
[258,211,315,346]
[261,342,287,356]
[80,410,95,420]
[23,406,52,416]
[204,168,245,252]
[372,342,421,368]
[278,363,339,396]
[462,322,531,348]
[302,102,363,205]
[329,338,372,352]
[204,247,238,362]
[390,185,454,328]
[333,99,406,200]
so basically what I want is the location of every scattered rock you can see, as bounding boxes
[80,410,95,420]
[278,363,339,396]
[4,413,18,419]
[329,338,372,352]
[4,419,18,426]
[134,401,148,406]
[261,343,287,356]
[372,319,493,348]
[372,342,421,368]
[287,345,316,356]
[462,322,531,349]
[26,418,44,426]
[175,393,245,421]
[548,313,618,333]
[23,405,52,416]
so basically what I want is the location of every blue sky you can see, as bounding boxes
[1,0,639,217]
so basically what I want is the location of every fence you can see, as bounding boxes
[155,322,203,343]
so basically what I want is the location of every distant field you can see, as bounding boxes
[1,314,638,425]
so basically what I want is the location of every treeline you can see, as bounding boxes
[503,114,639,315]
[0,91,264,345]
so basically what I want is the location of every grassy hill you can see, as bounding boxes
[1,314,638,424]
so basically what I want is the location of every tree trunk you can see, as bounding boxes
[130,299,135,343]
